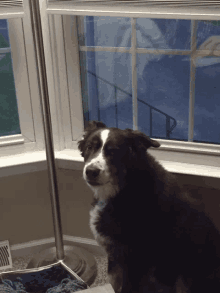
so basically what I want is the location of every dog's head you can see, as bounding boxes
[78,121,160,199]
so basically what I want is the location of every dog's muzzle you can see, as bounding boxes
[85,166,101,186]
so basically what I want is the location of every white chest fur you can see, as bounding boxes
[89,204,101,242]
[89,203,114,249]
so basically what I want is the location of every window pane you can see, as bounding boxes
[136,19,191,50]
[0,19,21,137]
[193,20,220,144]
[79,50,133,129]
[137,54,190,140]
[197,20,220,48]
[77,16,220,144]
[78,16,131,47]
[194,59,220,144]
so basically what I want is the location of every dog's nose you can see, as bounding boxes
[86,166,100,180]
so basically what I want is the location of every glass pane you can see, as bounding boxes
[77,16,220,144]
[78,16,131,48]
[137,54,190,140]
[193,20,220,144]
[0,19,21,137]
[79,51,132,129]
[194,59,220,144]
[197,20,220,48]
[136,19,191,50]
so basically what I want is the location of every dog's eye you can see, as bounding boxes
[86,144,92,151]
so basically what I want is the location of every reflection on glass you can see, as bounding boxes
[197,20,220,49]
[194,58,220,144]
[78,16,220,144]
[80,51,132,129]
[137,54,190,141]
[136,18,191,50]
[78,16,131,48]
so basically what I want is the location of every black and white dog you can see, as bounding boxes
[78,120,220,293]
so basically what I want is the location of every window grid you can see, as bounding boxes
[131,18,138,131]
[0,47,11,53]
[78,17,202,141]
[188,19,197,142]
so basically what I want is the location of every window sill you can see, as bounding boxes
[56,148,220,179]
[0,147,220,179]
[159,160,220,178]
[0,151,47,178]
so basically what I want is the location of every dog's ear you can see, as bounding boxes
[77,121,107,157]
[85,120,107,132]
[126,129,160,152]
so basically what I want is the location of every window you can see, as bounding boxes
[0,1,46,176]
[76,16,220,145]
[44,0,220,177]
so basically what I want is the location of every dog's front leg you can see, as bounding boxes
[108,257,124,293]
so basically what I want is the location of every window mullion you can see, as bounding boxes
[63,15,84,141]
[188,20,198,142]
[8,17,35,142]
[131,17,138,130]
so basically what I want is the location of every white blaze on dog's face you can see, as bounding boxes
[83,129,119,200]
[83,129,110,184]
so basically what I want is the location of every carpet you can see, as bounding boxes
[0,261,89,293]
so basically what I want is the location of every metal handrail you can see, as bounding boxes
[87,70,177,139]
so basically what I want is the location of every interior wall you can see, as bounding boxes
[0,168,220,246]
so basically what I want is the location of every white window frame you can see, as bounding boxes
[40,1,220,179]
[0,1,47,177]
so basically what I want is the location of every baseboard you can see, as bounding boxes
[10,235,106,259]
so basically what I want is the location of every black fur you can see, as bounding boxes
[78,121,220,293]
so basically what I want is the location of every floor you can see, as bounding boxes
[0,253,109,289]
[0,252,189,292]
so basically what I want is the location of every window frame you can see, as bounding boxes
[0,2,47,175]
[0,16,46,154]
[45,1,220,178]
